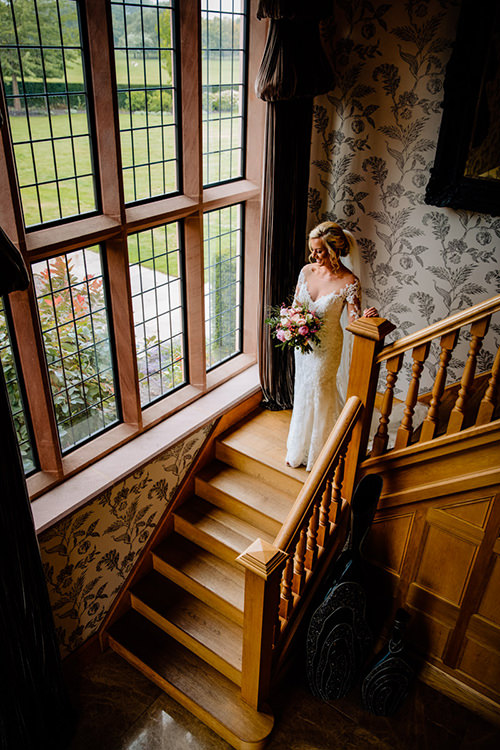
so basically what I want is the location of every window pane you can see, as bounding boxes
[128,222,187,406]
[202,0,246,186]
[32,248,119,452]
[0,0,98,227]
[204,204,242,369]
[111,0,179,203]
[0,299,37,474]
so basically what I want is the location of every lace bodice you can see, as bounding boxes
[286,269,361,471]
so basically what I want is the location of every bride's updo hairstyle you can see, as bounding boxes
[308,221,356,265]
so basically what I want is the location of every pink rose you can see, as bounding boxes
[298,325,309,336]
[276,329,286,342]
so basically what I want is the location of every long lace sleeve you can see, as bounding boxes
[346,279,361,322]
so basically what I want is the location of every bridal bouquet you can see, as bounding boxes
[266,302,322,354]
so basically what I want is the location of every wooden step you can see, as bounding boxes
[108,610,273,750]
[216,409,307,495]
[174,496,273,564]
[195,460,294,536]
[130,571,243,685]
[153,534,245,626]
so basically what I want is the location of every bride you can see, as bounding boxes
[285,221,377,470]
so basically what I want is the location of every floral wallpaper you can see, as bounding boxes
[39,425,212,657]
[308,0,500,394]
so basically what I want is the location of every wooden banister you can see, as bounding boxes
[376,294,500,363]
[274,396,362,552]
[237,396,363,711]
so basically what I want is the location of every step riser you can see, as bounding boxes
[195,476,281,537]
[108,637,263,750]
[153,554,244,627]
[174,513,243,566]
[130,593,242,687]
[216,443,303,497]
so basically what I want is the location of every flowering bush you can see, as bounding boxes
[266,302,322,354]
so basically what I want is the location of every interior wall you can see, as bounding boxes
[308,0,499,394]
[38,424,212,658]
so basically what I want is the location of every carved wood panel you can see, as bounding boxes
[363,484,500,716]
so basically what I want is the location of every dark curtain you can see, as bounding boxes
[0,115,73,750]
[257,2,334,409]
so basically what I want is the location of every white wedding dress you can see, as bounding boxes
[286,268,361,471]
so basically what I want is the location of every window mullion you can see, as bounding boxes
[179,0,202,202]
[106,234,142,427]
[184,214,206,390]
[82,0,125,223]
[8,287,63,476]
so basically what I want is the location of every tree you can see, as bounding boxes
[0,0,79,110]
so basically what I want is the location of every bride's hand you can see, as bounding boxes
[362,306,378,318]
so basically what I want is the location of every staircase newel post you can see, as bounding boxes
[237,538,288,710]
[343,317,395,502]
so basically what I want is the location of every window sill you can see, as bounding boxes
[31,363,261,535]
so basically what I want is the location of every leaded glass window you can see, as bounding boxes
[0,0,98,227]
[111,0,179,203]
[204,204,242,369]
[128,222,186,406]
[0,298,37,473]
[202,0,246,186]
[32,248,119,452]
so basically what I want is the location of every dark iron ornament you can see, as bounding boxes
[361,608,415,716]
[306,474,383,700]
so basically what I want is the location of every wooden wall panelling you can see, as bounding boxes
[444,491,500,684]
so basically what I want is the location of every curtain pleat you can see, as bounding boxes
[259,100,314,409]
[256,5,334,409]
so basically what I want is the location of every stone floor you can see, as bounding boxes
[67,649,500,750]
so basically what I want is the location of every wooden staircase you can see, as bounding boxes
[104,408,307,750]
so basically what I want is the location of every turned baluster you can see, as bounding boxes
[372,354,404,456]
[330,450,346,524]
[476,343,500,425]
[279,555,294,622]
[420,330,459,442]
[305,500,320,570]
[395,342,430,450]
[292,526,307,596]
[317,478,332,547]
[448,317,491,434]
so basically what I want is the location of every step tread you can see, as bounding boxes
[131,571,243,673]
[218,409,307,485]
[108,610,273,748]
[196,460,294,525]
[154,534,245,617]
[175,496,274,555]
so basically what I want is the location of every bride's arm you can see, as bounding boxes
[346,278,362,322]
[346,278,378,320]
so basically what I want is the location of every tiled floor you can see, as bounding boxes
[67,649,500,750]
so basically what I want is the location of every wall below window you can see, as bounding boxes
[308,0,499,395]
[38,424,212,658]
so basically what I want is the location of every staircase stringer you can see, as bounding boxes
[99,391,262,650]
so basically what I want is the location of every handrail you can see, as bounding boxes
[377,294,500,364]
[274,396,363,552]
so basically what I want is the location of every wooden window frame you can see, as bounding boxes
[0,0,266,500]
